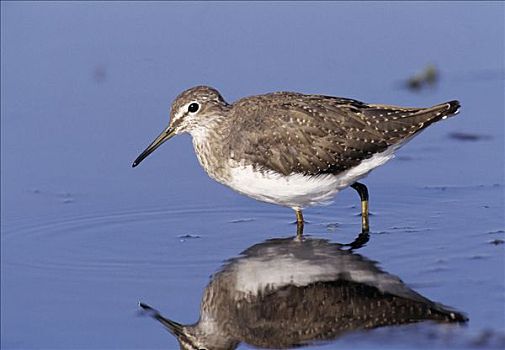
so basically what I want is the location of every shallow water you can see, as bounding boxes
[1,2,504,349]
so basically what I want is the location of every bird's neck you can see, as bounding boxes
[189,117,231,183]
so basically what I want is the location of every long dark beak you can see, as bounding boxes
[132,126,176,167]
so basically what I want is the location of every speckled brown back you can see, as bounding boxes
[231,280,465,349]
[226,92,459,176]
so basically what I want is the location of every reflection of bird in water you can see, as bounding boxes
[140,236,467,350]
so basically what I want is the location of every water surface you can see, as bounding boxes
[1,2,504,349]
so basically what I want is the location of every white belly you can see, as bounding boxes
[227,149,396,209]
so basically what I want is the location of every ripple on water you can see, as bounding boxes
[1,205,281,282]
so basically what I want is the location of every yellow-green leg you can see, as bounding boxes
[295,208,304,238]
[351,182,369,233]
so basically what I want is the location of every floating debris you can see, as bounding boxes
[448,132,492,142]
[470,328,505,349]
[178,234,201,242]
[178,234,200,239]
[405,64,438,91]
[396,155,415,161]
[489,239,504,245]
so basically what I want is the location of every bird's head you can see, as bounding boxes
[132,85,227,167]
[139,302,238,350]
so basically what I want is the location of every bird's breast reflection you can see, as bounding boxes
[141,235,467,350]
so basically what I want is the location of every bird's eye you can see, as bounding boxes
[188,103,199,113]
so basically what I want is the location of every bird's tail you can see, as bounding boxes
[429,100,461,120]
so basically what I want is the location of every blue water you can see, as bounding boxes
[1,2,504,349]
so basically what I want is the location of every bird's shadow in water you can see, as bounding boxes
[139,229,467,350]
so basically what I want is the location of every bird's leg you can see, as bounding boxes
[295,208,304,238]
[351,182,369,233]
